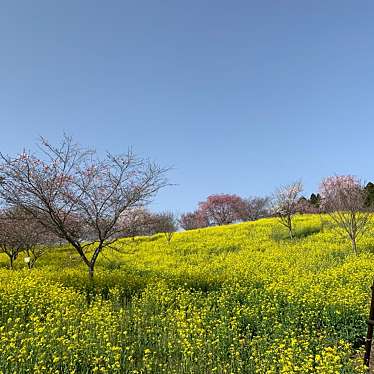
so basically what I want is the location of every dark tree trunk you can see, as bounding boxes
[288,215,293,239]
[351,236,357,255]
[88,264,95,280]
[87,244,102,280]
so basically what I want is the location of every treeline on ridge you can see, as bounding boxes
[0,135,373,275]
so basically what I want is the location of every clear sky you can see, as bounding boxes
[0,1,373,213]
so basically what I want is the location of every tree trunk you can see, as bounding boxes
[87,244,103,280]
[351,236,358,255]
[71,243,93,278]
[9,255,13,270]
[288,216,293,239]
[88,263,95,280]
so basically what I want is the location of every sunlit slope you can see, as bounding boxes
[0,214,373,373]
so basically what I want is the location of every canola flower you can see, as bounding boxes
[0,215,372,373]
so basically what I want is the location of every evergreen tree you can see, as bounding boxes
[364,182,374,207]
[309,193,321,208]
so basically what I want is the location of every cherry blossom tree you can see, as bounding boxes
[240,196,270,221]
[118,209,178,242]
[179,210,209,231]
[118,208,155,239]
[272,181,303,238]
[0,135,169,278]
[0,214,23,269]
[149,211,178,242]
[319,175,371,254]
[198,194,246,226]
[0,208,53,269]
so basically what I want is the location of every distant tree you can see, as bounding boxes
[0,135,168,278]
[319,175,371,254]
[295,197,309,214]
[364,182,374,208]
[198,194,246,226]
[296,196,319,214]
[17,214,56,269]
[24,241,51,269]
[118,208,155,239]
[0,214,23,269]
[309,193,321,208]
[240,196,270,221]
[149,211,178,242]
[0,208,51,269]
[179,210,209,230]
[272,181,303,239]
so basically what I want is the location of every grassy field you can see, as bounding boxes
[0,214,373,373]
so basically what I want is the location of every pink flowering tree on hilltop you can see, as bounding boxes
[240,196,270,221]
[179,210,209,230]
[180,194,270,230]
[198,194,247,226]
[319,175,372,254]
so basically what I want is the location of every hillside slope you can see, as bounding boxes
[0,215,372,373]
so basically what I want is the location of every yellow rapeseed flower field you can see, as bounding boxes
[0,214,372,373]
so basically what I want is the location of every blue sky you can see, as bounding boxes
[0,1,373,213]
